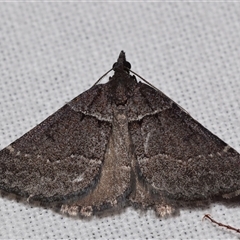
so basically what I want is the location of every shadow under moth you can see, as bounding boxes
[0,52,239,231]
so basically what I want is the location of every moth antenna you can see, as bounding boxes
[128,69,159,92]
[93,68,113,86]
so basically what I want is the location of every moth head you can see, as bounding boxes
[112,50,131,73]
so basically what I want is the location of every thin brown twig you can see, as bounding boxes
[203,214,240,233]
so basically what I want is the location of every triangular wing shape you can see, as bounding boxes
[0,90,112,202]
[129,82,240,202]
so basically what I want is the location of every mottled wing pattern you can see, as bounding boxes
[130,82,240,201]
[0,85,111,202]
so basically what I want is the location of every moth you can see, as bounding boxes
[0,51,239,218]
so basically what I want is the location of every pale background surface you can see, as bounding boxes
[0,2,240,239]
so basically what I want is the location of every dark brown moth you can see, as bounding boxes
[0,51,239,218]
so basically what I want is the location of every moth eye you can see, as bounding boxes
[112,62,118,69]
[124,61,131,70]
